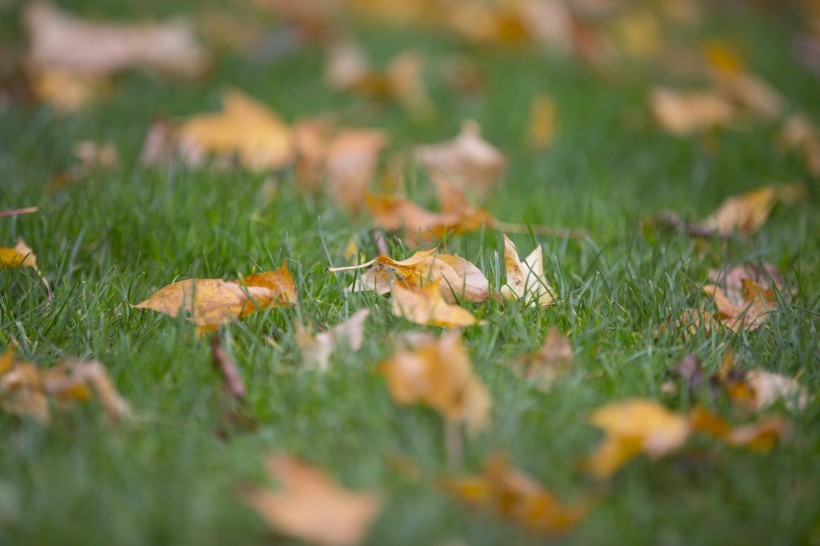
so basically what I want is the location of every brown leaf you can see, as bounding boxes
[444,454,585,535]
[506,327,573,392]
[702,279,775,333]
[241,455,382,546]
[696,182,807,237]
[587,399,691,479]
[133,263,297,330]
[176,90,294,171]
[211,337,246,400]
[380,331,490,434]
[414,121,507,197]
[501,235,555,307]
[296,309,370,371]
[689,408,788,452]
[391,282,477,328]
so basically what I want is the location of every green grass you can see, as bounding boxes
[1,2,819,545]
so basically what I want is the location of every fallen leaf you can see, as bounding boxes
[133,263,297,331]
[501,235,555,308]
[241,454,382,546]
[176,90,294,171]
[414,120,507,197]
[26,67,109,112]
[329,247,489,304]
[445,454,585,535]
[779,113,820,177]
[391,282,477,328]
[211,337,246,400]
[323,129,387,211]
[708,262,786,298]
[296,309,370,371]
[0,239,52,299]
[380,331,490,434]
[698,182,806,237]
[702,279,775,333]
[744,370,809,412]
[650,87,735,135]
[527,95,558,149]
[506,327,573,392]
[587,399,690,479]
[689,408,788,452]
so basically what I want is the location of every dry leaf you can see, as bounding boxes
[702,279,775,333]
[177,90,294,171]
[445,454,585,535]
[415,120,507,197]
[211,337,246,400]
[587,399,690,479]
[241,454,381,546]
[506,327,573,392]
[650,87,735,135]
[1,350,131,424]
[689,408,788,452]
[698,182,806,237]
[26,67,109,112]
[380,331,490,434]
[296,309,370,371]
[392,282,477,328]
[25,2,209,77]
[528,95,558,149]
[133,263,297,331]
[501,235,555,307]
[324,129,387,210]
[330,247,489,304]
[779,113,820,177]
[0,239,52,299]
[712,351,809,412]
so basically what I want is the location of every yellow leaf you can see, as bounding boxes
[527,95,558,149]
[133,263,296,329]
[380,331,490,434]
[27,68,109,113]
[177,90,294,171]
[445,454,585,535]
[241,455,381,546]
[391,282,477,328]
[587,399,691,479]
[0,240,52,299]
[501,234,555,307]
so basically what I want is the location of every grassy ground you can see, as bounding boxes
[1,2,819,545]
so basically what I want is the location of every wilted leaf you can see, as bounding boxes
[415,121,507,197]
[133,263,297,331]
[296,309,370,371]
[380,331,490,434]
[506,327,573,392]
[650,87,735,135]
[241,454,382,546]
[0,239,52,299]
[587,399,690,479]
[176,90,294,171]
[392,282,477,328]
[445,454,585,535]
[501,234,555,308]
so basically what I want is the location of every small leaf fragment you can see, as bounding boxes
[296,309,370,371]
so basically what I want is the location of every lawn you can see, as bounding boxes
[1,1,818,545]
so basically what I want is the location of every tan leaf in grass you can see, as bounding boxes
[24,2,209,77]
[698,182,807,236]
[1,350,132,423]
[392,282,477,328]
[0,239,52,299]
[296,309,370,371]
[689,408,788,452]
[330,247,489,304]
[177,90,294,171]
[241,455,382,546]
[415,120,507,197]
[26,68,109,113]
[703,43,783,120]
[528,95,558,149]
[501,235,555,308]
[702,279,775,333]
[779,113,820,177]
[712,351,809,412]
[133,263,296,330]
[708,262,786,298]
[506,327,573,392]
[650,87,735,135]
[587,399,690,479]
[445,454,585,535]
[325,129,387,211]
[380,331,490,433]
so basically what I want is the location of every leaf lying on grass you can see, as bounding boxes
[241,455,382,546]
[779,113,820,177]
[0,239,52,299]
[296,309,370,371]
[380,331,490,434]
[501,234,556,308]
[133,263,297,333]
[650,87,736,135]
[328,247,489,303]
[714,352,809,412]
[392,282,477,327]
[444,454,586,535]
[0,350,132,424]
[505,327,573,392]
[689,408,789,452]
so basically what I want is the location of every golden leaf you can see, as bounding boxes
[587,399,691,479]
[380,331,490,434]
[501,234,555,307]
[241,455,381,546]
[391,282,477,328]
[527,95,558,149]
[445,454,585,535]
[133,263,296,330]
[0,239,52,298]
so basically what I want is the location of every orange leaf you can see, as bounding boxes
[391,282,477,328]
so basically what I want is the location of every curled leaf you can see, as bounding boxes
[501,234,555,307]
